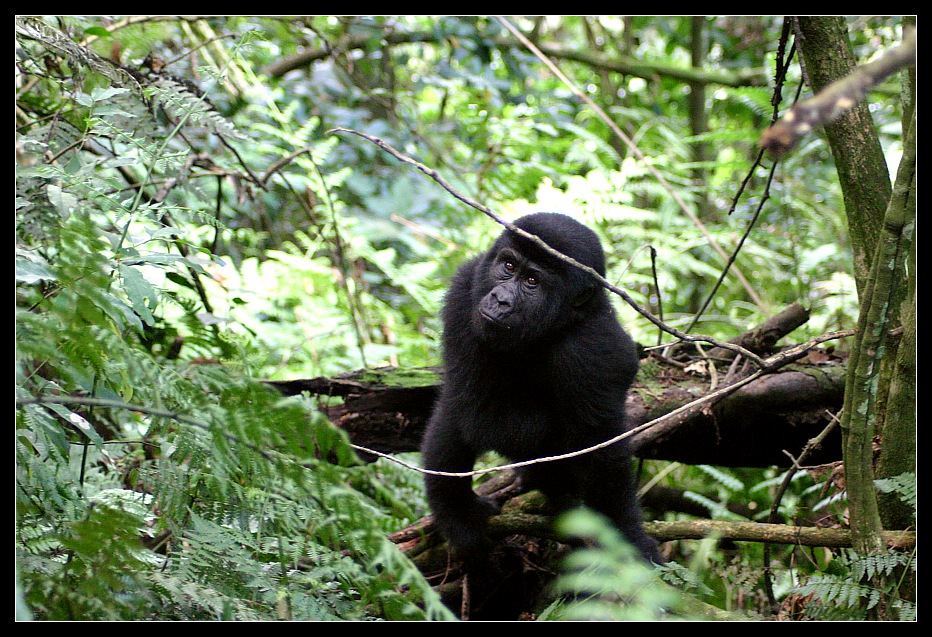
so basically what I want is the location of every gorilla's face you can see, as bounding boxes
[474,245,552,342]
[471,214,605,349]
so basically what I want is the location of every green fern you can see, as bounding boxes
[16,16,453,621]
[148,571,262,621]
[790,548,916,620]
[847,550,913,581]
[19,504,156,620]
[796,574,881,611]
[789,473,917,620]
[548,510,685,621]
[875,473,917,512]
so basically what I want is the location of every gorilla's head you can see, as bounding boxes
[471,213,608,348]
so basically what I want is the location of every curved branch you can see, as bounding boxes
[496,16,766,310]
[330,127,767,367]
[761,28,916,156]
[262,27,766,88]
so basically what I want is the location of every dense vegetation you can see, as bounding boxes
[16,16,914,621]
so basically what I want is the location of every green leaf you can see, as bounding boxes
[90,86,130,102]
[83,26,112,38]
[118,265,158,325]
[45,403,106,452]
[16,255,56,284]
[46,184,78,216]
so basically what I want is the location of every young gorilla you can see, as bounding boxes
[421,212,662,565]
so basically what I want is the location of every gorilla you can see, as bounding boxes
[420,212,662,565]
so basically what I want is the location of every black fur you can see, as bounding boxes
[421,213,662,564]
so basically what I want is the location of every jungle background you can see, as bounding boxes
[15,16,915,621]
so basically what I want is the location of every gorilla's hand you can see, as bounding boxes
[433,493,500,560]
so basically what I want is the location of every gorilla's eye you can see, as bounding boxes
[503,261,516,273]
[525,276,538,287]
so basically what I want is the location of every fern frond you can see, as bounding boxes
[696,464,744,491]
[149,571,262,621]
[875,472,916,511]
[795,574,878,611]
[841,548,912,580]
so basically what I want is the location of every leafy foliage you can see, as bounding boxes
[16,17,451,621]
[769,472,917,621]
[875,472,917,512]
[16,15,912,621]
[789,548,916,621]
[545,510,682,621]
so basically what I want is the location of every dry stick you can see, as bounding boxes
[494,15,766,310]
[762,414,840,615]
[329,127,765,369]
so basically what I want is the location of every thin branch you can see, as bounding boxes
[329,127,767,367]
[762,413,840,614]
[260,145,316,186]
[495,16,767,311]
[761,27,916,156]
[271,162,370,367]
[682,159,779,336]
[347,327,854,478]
[79,16,211,47]
[18,395,280,464]
[23,324,858,481]
[262,26,765,88]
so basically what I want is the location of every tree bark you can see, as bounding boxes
[876,20,917,532]
[794,17,891,296]
[841,108,916,555]
[268,353,847,468]
[794,18,916,564]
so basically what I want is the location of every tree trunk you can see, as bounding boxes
[793,18,916,617]
[794,17,891,295]
[876,18,917,532]
[864,108,916,533]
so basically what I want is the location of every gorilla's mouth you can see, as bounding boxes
[478,308,511,328]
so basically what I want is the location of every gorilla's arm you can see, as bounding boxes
[420,406,499,557]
